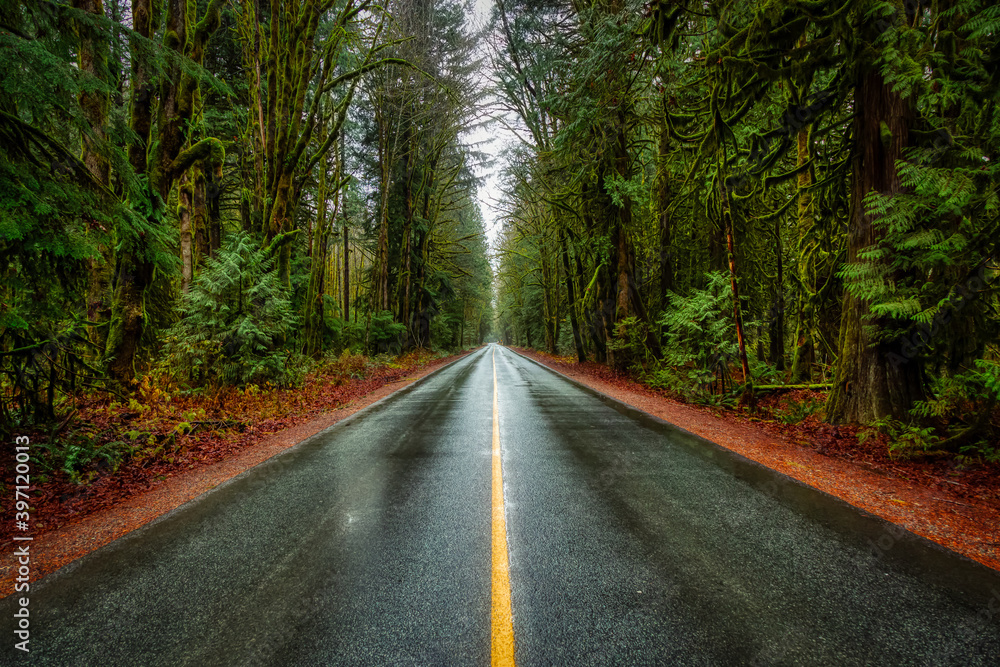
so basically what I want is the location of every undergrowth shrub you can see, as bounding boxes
[645,272,742,400]
[316,349,369,381]
[160,233,299,387]
[859,417,941,459]
[776,397,824,424]
[324,312,366,354]
[31,431,134,485]
[606,315,655,372]
[901,359,1000,459]
[367,310,406,355]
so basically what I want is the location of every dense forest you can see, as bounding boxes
[492,0,1000,455]
[1,0,999,463]
[1,0,493,428]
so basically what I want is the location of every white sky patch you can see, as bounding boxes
[462,0,516,255]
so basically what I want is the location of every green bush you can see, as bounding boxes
[606,315,654,371]
[647,272,742,397]
[324,312,366,354]
[907,360,1000,459]
[858,417,942,459]
[367,310,406,355]
[161,233,299,387]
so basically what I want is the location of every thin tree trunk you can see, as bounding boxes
[400,126,415,342]
[193,168,208,266]
[560,228,586,362]
[541,235,556,354]
[179,173,194,292]
[721,181,751,388]
[573,237,588,357]
[459,298,466,349]
[791,117,816,381]
[343,222,350,323]
[770,215,786,370]
[355,250,363,324]
[656,92,674,307]
[374,98,391,313]
[303,138,332,357]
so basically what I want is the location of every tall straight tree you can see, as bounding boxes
[234,0,404,285]
[105,0,225,382]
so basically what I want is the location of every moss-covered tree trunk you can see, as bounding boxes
[343,222,351,324]
[413,152,443,350]
[106,0,156,383]
[399,124,415,336]
[415,224,432,348]
[303,136,334,357]
[194,167,210,260]
[75,0,113,356]
[179,171,195,292]
[106,0,223,382]
[607,108,661,369]
[374,96,392,313]
[560,227,586,362]
[791,118,816,381]
[541,232,556,354]
[720,180,751,389]
[826,69,926,424]
[75,0,108,185]
[769,214,786,371]
[655,94,674,308]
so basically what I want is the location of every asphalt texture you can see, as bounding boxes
[3,344,1000,665]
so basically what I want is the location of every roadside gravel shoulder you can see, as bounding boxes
[0,350,477,593]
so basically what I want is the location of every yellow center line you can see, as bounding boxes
[492,347,516,666]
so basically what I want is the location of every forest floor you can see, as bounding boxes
[0,348,477,591]
[511,347,1000,572]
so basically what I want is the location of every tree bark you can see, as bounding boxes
[106,0,157,383]
[656,93,674,308]
[560,228,586,362]
[791,116,816,381]
[769,215,786,370]
[303,136,332,357]
[75,0,113,357]
[375,98,391,313]
[343,222,350,323]
[721,182,751,388]
[541,234,556,354]
[179,172,194,292]
[826,68,926,424]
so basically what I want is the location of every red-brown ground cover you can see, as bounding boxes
[511,347,1000,571]
[1,349,475,590]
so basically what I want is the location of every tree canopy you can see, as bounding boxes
[1,0,493,429]
[490,0,1000,452]
[2,0,998,459]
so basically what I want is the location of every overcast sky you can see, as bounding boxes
[465,0,512,252]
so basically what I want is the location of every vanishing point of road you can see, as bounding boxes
[3,344,1000,665]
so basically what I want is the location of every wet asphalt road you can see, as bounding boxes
[3,344,1000,665]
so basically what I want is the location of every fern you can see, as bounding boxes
[650,272,742,396]
[841,42,1000,358]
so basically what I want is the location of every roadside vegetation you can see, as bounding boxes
[0,0,496,536]
[491,0,1000,465]
[1,1,493,491]
[0,347,465,542]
